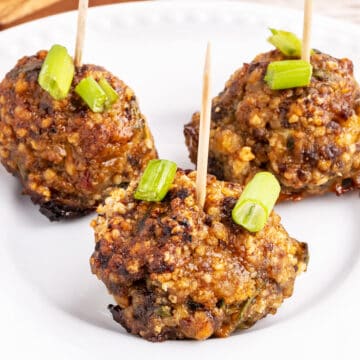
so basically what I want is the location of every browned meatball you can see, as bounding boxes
[0,50,157,220]
[184,50,360,200]
[90,169,308,341]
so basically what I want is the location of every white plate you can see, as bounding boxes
[0,1,359,359]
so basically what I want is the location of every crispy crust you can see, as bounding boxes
[0,51,157,220]
[90,170,308,341]
[184,50,360,200]
[39,202,92,221]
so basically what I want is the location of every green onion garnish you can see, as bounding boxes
[134,159,177,202]
[268,28,302,57]
[232,172,280,233]
[98,78,119,108]
[38,44,74,100]
[75,77,107,112]
[264,60,313,90]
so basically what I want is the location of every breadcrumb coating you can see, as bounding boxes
[0,51,157,220]
[184,50,360,200]
[90,170,308,341]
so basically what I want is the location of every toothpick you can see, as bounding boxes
[196,43,212,209]
[301,0,312,62]
[74,0,89,67]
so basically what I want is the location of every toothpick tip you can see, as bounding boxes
[74,0,89,67]
[301,0,313,63]
[195,42,212,209]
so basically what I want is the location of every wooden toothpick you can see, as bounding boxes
[196,43,212,209]
[301,0,312,62]
[74,0,89,67]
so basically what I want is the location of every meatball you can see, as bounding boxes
[90,169,308,341]
[184,50,360,200]
[0,50,157,220]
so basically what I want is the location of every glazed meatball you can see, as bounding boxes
[0,50,157,220]
[90,169,308,341]
[184,50,360,200]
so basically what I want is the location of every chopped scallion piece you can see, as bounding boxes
[268,28,302,57]
[98,77,119,108]
[264,60,312,90]
[75,77,107,112]
[134,159,177,202]
[232,172,280,232]
[38,44,74,100]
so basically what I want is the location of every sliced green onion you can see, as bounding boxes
[264,60,313,90]
[134,159,177,202]
[38,44,74,100]
[232,172,280,232]
[98,77,119,108]
[268,28,302,57]
[75,77,107,112]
